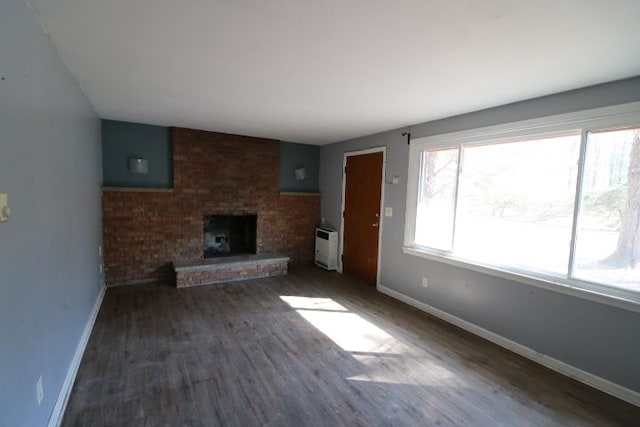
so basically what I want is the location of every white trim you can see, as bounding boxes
[567,129,590,278]
[48,285,106,427]
[402,246,640,313]
[403,142,421,247]
[410,101,640,149]
[377,285,640,408]
[339,146,386,286]
[377,150,387,287]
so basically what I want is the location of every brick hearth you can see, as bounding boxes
[173,254,289,288]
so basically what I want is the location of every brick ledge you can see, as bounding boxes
[279,192,321,197]
[102,186,174,193]
[174,253,289,272]
[174,253,289,288]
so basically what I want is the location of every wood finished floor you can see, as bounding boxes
[63,267,640,426]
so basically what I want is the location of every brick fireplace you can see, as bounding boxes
[102,128,320,286]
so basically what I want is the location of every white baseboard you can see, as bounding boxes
[377,285,640,408]
[48,285,106,427]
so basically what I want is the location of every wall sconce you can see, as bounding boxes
[129,158,149,174]
[294,167,306,181]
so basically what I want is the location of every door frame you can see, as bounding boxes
[339,146,387,287]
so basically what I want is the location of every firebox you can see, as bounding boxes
[203,214,257,258]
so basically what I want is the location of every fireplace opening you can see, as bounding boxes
[204,214,257,258]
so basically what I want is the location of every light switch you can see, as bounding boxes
[384,207,393,217]
[0,193,10,223]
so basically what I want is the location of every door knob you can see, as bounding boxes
[372,222,379,227]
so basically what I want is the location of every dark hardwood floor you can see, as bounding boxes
[63,267,640,426]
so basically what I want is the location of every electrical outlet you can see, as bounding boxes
[36,376,43,405]
[384,207,393,217]
[98,245,103,257]
[422,277,429,288]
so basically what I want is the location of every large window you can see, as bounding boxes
[405,104,640,302]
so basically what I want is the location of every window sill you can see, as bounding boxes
[402,246,640,314]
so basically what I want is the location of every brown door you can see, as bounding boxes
[343,151,383,286]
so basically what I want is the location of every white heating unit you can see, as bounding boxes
[315,228,338,270]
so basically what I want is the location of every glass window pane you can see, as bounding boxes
[454,135,581,275]
[574,128,640,291]
[415,148,459,251]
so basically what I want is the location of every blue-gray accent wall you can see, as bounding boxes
[0,1,103,426]
[102,120,172,188]
[279,142,320,192]
[320,76,640,394]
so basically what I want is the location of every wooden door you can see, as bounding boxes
[343,151,383,286]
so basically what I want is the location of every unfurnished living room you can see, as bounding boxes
[2,0,640,426]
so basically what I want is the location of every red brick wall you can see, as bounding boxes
[102,128,320,286]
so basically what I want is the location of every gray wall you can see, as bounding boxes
[102,119,172,188]
[0,1,103,426]
[279,142,320,192]
[320,76,640,393]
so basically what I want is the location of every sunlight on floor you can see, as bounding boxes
[280,296,398,353]
[299,310,400,354]
[280,295,459,386]
[279,295,348,311]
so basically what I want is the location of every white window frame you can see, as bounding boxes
[403,101,640,313]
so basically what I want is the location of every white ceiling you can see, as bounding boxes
[28,0,640,144]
